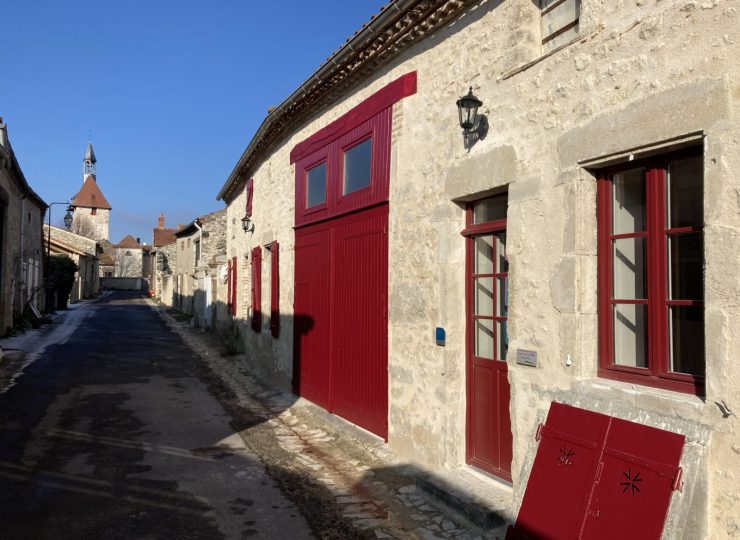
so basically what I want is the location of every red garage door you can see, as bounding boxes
[294,206,388,438]
[291,73,416,440]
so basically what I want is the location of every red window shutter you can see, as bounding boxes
[231,256,237,316]
[246,178,254,217]
[270,241,279,338]
[251,247,261,332]
[226,258,232,311]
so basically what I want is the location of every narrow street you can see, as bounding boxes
[0,293,493,540]
[0,292,314,539]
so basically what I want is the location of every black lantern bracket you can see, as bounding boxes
[456,87,488,149]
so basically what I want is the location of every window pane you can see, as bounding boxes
[496,277,508,317]
[474,278,493,316]
[668,306,704,376]
[306,162,326,208]
[668,232,703,300]
[474,236,493,274]
[496,319,508,362]
[612,237,646,299]
[495,232,508,273]
[613,304,647,368]
[612,168,645,234]
[343,139,372,195]
[475,319,494,360]
[473,194,507,224]
[668,156,703,228]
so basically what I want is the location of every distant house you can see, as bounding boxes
[151,213,177,304]
[113,235,143,278]
[44,224,101,302]
[0,118,47,331]
[173,208,226,328]
[99,252,114,278]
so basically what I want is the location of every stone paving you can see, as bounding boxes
[157,304,510,539]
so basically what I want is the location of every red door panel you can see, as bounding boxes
[331,205,388,438]
[294,226,331,408]
[509,404,610,540]
[466,227,512,480]
[507,402,685,540]
[582,418,685,539]
[293,205,389,439]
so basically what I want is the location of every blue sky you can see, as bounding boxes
[1,0,388,244]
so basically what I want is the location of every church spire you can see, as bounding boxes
[83,141,97,178]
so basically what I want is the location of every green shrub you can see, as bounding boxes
[49,255,78,310]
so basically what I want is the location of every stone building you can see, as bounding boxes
[70,142,111,241]
[151,213,178,302]
[173,209,227,328]
[113,235,143,278]
[214,1,740,537]
[0,118,47,332]
[44,225,100,302]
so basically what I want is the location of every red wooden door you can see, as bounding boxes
[466,224,512,480]
[294,225,331,408]
[507,402,685,540]
[331,205,388,438]
[293,205,389,439]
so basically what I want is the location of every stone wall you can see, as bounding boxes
[114,247,142,278]
[72,206,110,241]
[222,1,740,536]
[0,156,45,330]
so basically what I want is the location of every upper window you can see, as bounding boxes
[306,162,327,208]
[343,138,372,195]
[91,208,97,216]
[598,149,704,394]
[541,0,580,51]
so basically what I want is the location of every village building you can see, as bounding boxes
[151,213,178,302]
[44,224,101,302]
[172,209,227,328]
[113,235,143,278]
[69,142,112,242]
[214,1,740,537]
[0,118,47,333]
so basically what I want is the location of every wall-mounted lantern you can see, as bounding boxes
[241,214,254,234]
[456,87,488,147]
[63,207,74,229]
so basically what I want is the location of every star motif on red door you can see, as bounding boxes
[620,468,642,495]
[558,447,575,468]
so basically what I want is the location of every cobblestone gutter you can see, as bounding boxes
[155,305,508,540]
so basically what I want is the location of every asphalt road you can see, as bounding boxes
[0,292,314,539]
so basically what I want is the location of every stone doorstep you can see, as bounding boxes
[416,468,515,534]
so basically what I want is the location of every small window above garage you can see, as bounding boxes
[541,0,580,51]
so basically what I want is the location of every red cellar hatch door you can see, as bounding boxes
[507,402,685,540]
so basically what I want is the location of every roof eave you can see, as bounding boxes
[216,0,442,203]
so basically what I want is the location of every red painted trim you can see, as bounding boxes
[227,258,232,311]
[596,148,705,395]
[290,72,417,164]
[231,256,238,316]
[251,247,261,331]
[270,241,280,339]
[246,178,254,217]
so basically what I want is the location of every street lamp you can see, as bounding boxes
[45,202,74,313]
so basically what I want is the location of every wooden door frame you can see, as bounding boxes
[463,204,511,480]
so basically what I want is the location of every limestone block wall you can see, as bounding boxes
[114,247,142,278]
[222,1,740,536]
[73,207,110,241]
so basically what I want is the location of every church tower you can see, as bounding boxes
[70,142,112,241]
